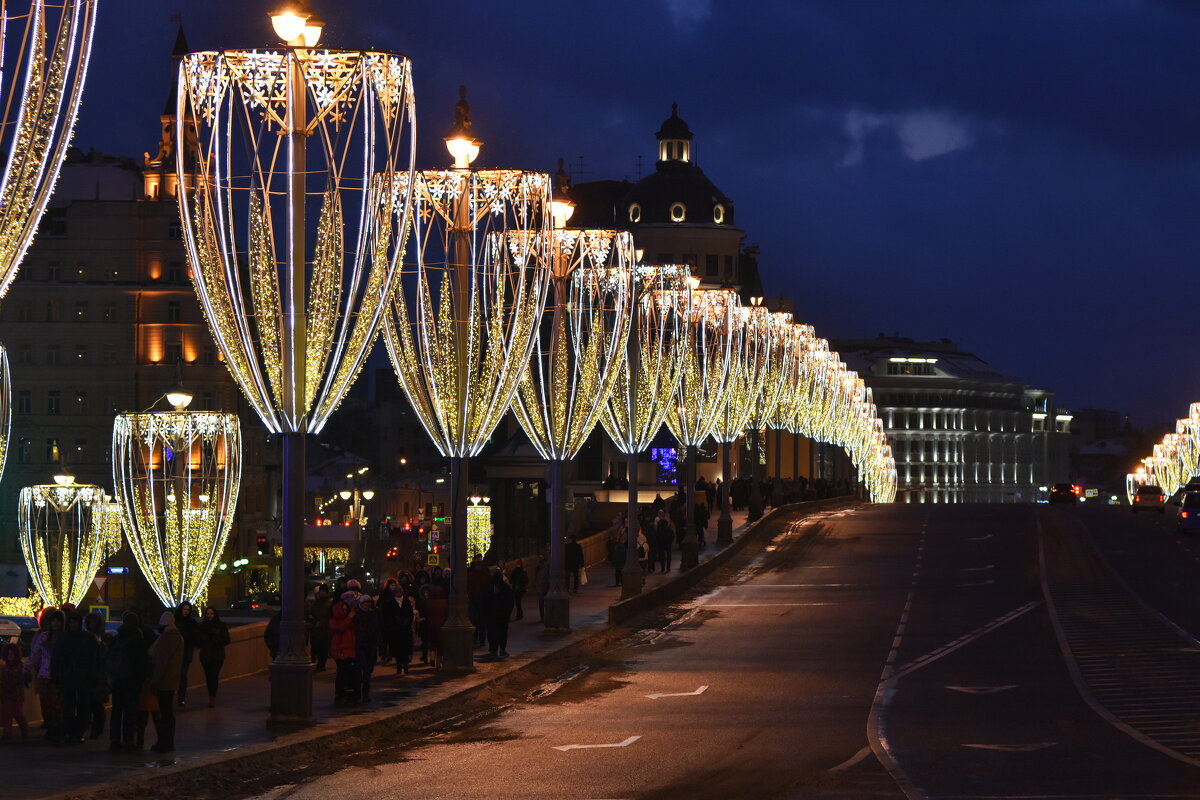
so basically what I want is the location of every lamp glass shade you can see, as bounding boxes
[445,136,480,169]
[361,490,375,500]
[270,10,308,43]
[339,490,352,500]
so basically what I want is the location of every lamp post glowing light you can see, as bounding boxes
[176,4,416,722]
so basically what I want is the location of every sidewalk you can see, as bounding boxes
[14,506,787,800]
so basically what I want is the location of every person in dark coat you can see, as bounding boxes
[107,612,146,751]
[174,601,199,707]
[83,612,109,739]
[391,592,415,674]
[197,607,230,707]
[308,585,332,671]
[655,510,674,573]
[354,594,379,703]
[377,582,401,667]
[26,609,64,743]
[466,555,490,646]
[148,611,183,752]
[51,612,102,744]
[607,519,627,587]
[264,611,281,661]
[695,500,710,550]
[565,536,585,593]
[532,553,550,622]
[483,568,515,659]
[509,559,528,621]
[423,584,449,668]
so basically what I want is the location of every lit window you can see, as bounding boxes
[628,203,641,224]
[713,203,725,224]
[670,203,686,223]
[46,438,60,463]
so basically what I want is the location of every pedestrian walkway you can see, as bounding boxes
[16,507,771,800]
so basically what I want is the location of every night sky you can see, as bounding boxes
[76,1,1200,428]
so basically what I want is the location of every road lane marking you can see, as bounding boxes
[646,685,708,699]
[701,602,835,607]
[892,601,1042,680]
[967,533,993,541]
[527,664,589,700]
[946,685,1018,695]
[553,735,641,751]
[958,579,996,587]
[962,742,1057,752]
[960,564,995,572]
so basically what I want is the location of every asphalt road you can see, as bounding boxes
[246,503,1200,800]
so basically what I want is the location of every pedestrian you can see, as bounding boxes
[174,601,198,707]
[656,510,674,573]
[51,611,102,744]
[483,568,514,659]
[532,553,550,622]
[25,609,64,743]
[509,559,528,621]
[147,611,184,753]
[329,593,358,704]
[264,610,281,661]
[308,584,332,671]
[197,607,230,707]
[466,554,490,647]
[0,642,28,741]
[107,612,146,751]
[424,583,449,669]
[83,612,109,739]
[354,594,379,703]
[377,582,401,667]
[392,591,415,675]
[565,536,585,593]
[695,500,709,551]
[607,518,627,587]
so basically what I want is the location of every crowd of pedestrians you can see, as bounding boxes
[1,601,231,753]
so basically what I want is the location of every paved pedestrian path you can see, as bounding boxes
[10,508,777,799]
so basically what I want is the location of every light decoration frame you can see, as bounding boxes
[176,46,416,435]
[511,229,633,461]
[96,494,124,560]
[664,287,739,450]
[600,263,689,457]
[710,305,774,448]
[0,0,99,485]
[381,168,553,457]
[466,496,492,561]
[112,411,241,606]
[19,476,104,607]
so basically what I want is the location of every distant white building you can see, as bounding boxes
[835,337,1072,503]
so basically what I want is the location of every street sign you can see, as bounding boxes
[427,553,440,566]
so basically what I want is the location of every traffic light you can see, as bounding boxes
[256,535,268,555]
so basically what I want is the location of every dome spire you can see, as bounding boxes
[655,102,693,165]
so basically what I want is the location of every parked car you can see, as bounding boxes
[1132,485,1166,514]
[1049,483,1079,505]
[231,591,281,611]
[1178,492,1200,533]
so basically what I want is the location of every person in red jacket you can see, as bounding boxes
[329,594,358,705]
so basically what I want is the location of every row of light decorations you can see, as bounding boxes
[1125,403,1200,502]
[0,0,895,718]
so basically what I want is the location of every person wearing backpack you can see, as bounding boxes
[108,612,147,751]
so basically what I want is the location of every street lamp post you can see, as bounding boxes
[600,264,688,599]
[510,178,633,630]
[380,89,552,671]
[176,2,416,723]
[664,284,739,570]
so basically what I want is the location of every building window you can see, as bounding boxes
[167,261,185,282]
[656,253,672,265]
[103,396,117,414]
[75,262,88,280]
[102,344,116,364]
[628,203,641,223]
[713,203,725,224]
[17,302,31,322]
[46,390,60,415]
[167,300,182,322]
[46,344,60,365]
[74,301,87,321]
[169,220,183,240]
[74,344,88,363]
[16,438,30,464]
[103,301,117,321]
[201,391,214,410]
[45,301,56,321]
[16,390,30,415]
[669,202,686,223]
[202,347,215,366]
[705,254,718,277]
[165,342,183,363]
[17,344,31,364]
[74,391,87,414]
[42,209,67,238]
[46,438,60,463]
[724,255,734,276]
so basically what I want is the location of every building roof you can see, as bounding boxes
[834,336,1028,386]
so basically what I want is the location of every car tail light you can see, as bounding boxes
[1184,511,1190,519]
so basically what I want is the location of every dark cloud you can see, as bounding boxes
[72,0,1200,426]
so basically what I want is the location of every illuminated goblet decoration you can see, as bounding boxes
[511,227,632,630]
[19,475,104,608]
[97,494,124,561]
[600,263,688,598]
[112,409,241,607]
[664,285,739,569]
[709,305,774,540]
[0,0,99,483]
[381,89,551,669]
[176,12,416,720]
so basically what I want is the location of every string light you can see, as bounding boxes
[19,477,104,608]
[112,411,242,606]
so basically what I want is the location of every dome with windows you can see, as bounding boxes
[619,104,735,227]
